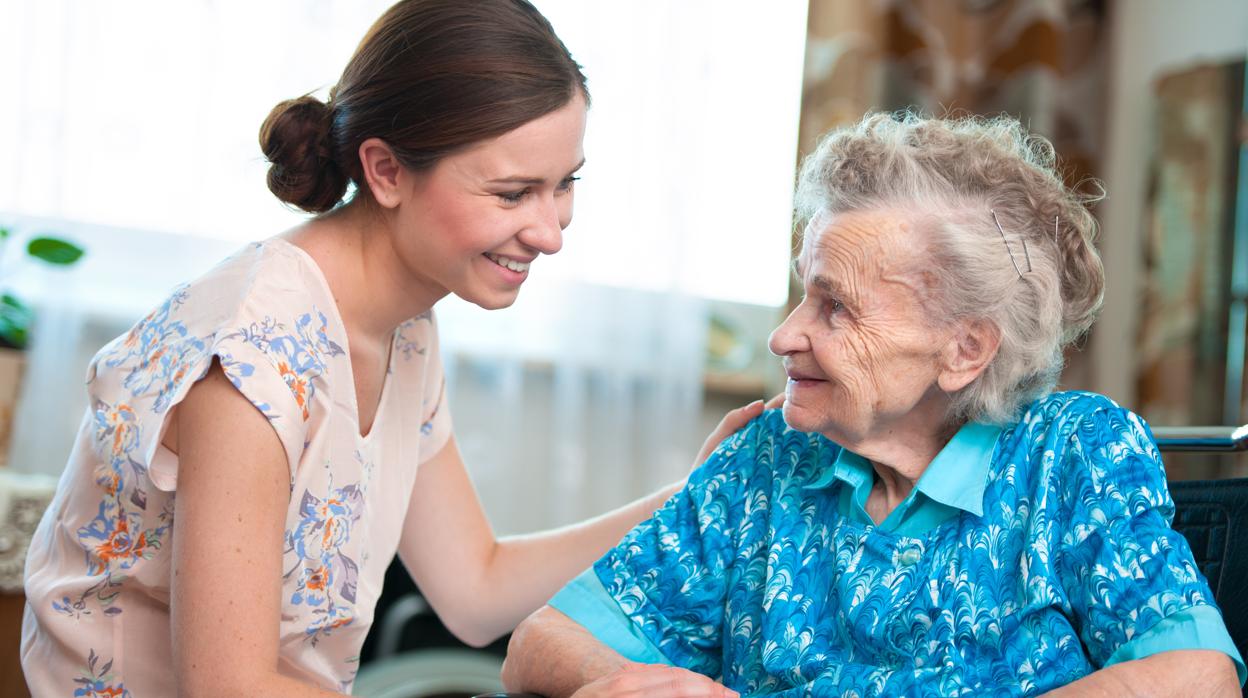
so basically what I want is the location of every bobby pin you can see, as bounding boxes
[991,209,1032,278]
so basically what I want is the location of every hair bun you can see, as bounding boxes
[259,95,348,213]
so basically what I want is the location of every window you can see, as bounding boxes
[0,0,806,306]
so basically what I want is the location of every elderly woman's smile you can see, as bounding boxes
[769,209,987,459]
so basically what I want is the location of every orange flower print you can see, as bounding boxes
[91,401,142,500]
[93,402,140,464]
[309,604,356,639]
[94,514,145,566]
[278,361,310,420]
[293,563,333,607]
[103,287,208,414]
[228,308,343,425]
[306,565,329,591]
[73,649,132,697]
[78,502,167,577]
[286,478,362,643]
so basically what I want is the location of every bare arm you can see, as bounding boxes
[501,606,737,698]
[1040,650,1239,697]
[398,434,679,647]
[171,361,345,697]
[398,400,767,647]
[501,606,628,696]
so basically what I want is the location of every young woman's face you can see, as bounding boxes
[393,93,588,310]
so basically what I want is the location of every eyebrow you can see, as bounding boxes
[809,274,849,300]
[797,265,856,307]
[486,158,586,185]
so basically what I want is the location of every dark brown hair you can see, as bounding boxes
[259,0,589,213]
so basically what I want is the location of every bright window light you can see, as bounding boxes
[0,1,806,307]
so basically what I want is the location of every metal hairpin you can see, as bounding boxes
[991,209,1032,278]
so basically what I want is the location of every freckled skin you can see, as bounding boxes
[769,210,952,450]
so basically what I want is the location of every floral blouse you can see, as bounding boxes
[21,238,453,695]
[552,394,1244,696]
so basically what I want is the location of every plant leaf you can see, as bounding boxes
[1,293,31,315]
[27,237,85,265]
[0,323,25,350]
[0,294,31,349]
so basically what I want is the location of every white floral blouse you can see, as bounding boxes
[21,238,453,695]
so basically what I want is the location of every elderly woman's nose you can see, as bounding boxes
[768,310,811,356]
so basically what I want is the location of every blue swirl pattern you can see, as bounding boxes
[592,392,1236,696]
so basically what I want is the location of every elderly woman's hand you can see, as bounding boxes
[570,665,739,698]
[692,394,784,471]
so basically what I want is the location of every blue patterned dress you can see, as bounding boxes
[551,392,1245,696]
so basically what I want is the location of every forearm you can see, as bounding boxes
[470,479,683,641]
[501,605,632,698]
[1040,650,1239,698]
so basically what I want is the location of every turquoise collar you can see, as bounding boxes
[804,422,1003,517]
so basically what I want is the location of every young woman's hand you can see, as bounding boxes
[691,393,785,470]
[570,664,738,698]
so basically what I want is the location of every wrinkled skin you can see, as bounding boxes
[769,209,959,453]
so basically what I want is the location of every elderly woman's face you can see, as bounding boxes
[768,209,951,444]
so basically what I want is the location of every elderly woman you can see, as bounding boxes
[499,113,1246,697]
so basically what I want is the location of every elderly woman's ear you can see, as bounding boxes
[936,318,1000,394]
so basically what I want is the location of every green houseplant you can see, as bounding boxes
[0,226,85,467]
[0,227,86,350]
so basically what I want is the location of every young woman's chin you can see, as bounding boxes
[458,287,521,311]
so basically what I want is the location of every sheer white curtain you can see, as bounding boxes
[0,1,806,531]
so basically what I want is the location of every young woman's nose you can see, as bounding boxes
[520,194,564,255]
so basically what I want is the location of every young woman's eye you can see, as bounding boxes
[497,188,529,205]
[556,175,580,192]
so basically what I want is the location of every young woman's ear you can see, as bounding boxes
[937,319,1001,393]
[358,137,405,208]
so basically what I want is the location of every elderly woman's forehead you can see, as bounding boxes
[800,210,918,268]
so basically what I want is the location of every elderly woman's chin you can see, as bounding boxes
[780,388,850,440]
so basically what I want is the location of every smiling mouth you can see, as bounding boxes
[484,252,531,273]
[785,367,825,382]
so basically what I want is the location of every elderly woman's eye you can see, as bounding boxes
[826,299,845,316]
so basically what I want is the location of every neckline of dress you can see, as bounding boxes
[265,236,397,443]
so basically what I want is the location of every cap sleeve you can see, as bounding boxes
[88,284,333,493]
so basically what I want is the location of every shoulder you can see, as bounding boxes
[690,408,837,496]
[1017,390,1122,430]
[1011,391,1169,527]
[94,240,319,354]
[89,238,346,432]
[1002,390,1135,461]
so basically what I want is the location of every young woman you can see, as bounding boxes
[20,2,763,695]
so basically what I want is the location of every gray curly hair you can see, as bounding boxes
[795,111,1105,425]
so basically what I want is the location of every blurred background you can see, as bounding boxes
[0,0,1245,695]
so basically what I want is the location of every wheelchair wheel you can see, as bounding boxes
[352,648,505,698]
